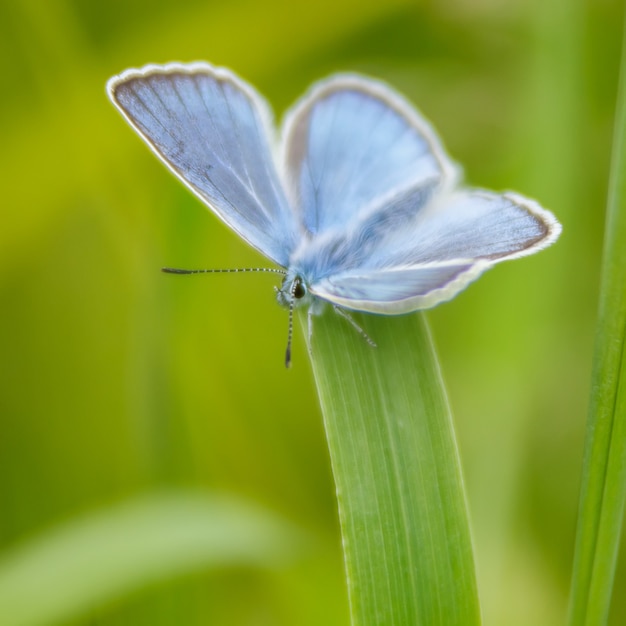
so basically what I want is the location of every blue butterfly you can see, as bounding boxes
[107,62,561,366]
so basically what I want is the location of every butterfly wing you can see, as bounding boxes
[108,63,298,267]
[308,191,561,313]
[280,75,560,313]
[281,74,459,238]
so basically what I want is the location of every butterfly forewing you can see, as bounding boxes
[107,63,298,267]
[281,75,458,237]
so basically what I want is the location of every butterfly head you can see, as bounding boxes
[276,271,313,310]
[275,271,315,368]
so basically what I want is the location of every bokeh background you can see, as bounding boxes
[0,0,624,624]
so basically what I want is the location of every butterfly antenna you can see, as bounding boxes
[162,267,286,275]
[284,298,295,368]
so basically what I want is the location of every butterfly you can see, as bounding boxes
[107,62,561,366]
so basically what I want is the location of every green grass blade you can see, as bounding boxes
[567,14,626,626]
[0,491,305,626]
[304,310,480,626]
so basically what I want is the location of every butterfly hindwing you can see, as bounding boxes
[310,261,487,314]
[307,191,561,313]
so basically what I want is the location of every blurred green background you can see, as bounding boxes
[0,0,624,624]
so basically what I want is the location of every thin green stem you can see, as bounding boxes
[567,12,626,626]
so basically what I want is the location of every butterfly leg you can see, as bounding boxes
[307,307,315,355]
[332,306,377,348]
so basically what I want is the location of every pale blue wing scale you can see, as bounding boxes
[290,178,441,279]
[107,63,298,267]
[306,191,561,313]
[281,75,458,237]
[310,262,489,314]
[369,190,561,268]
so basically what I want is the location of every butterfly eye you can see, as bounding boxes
[292,277,306,299]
